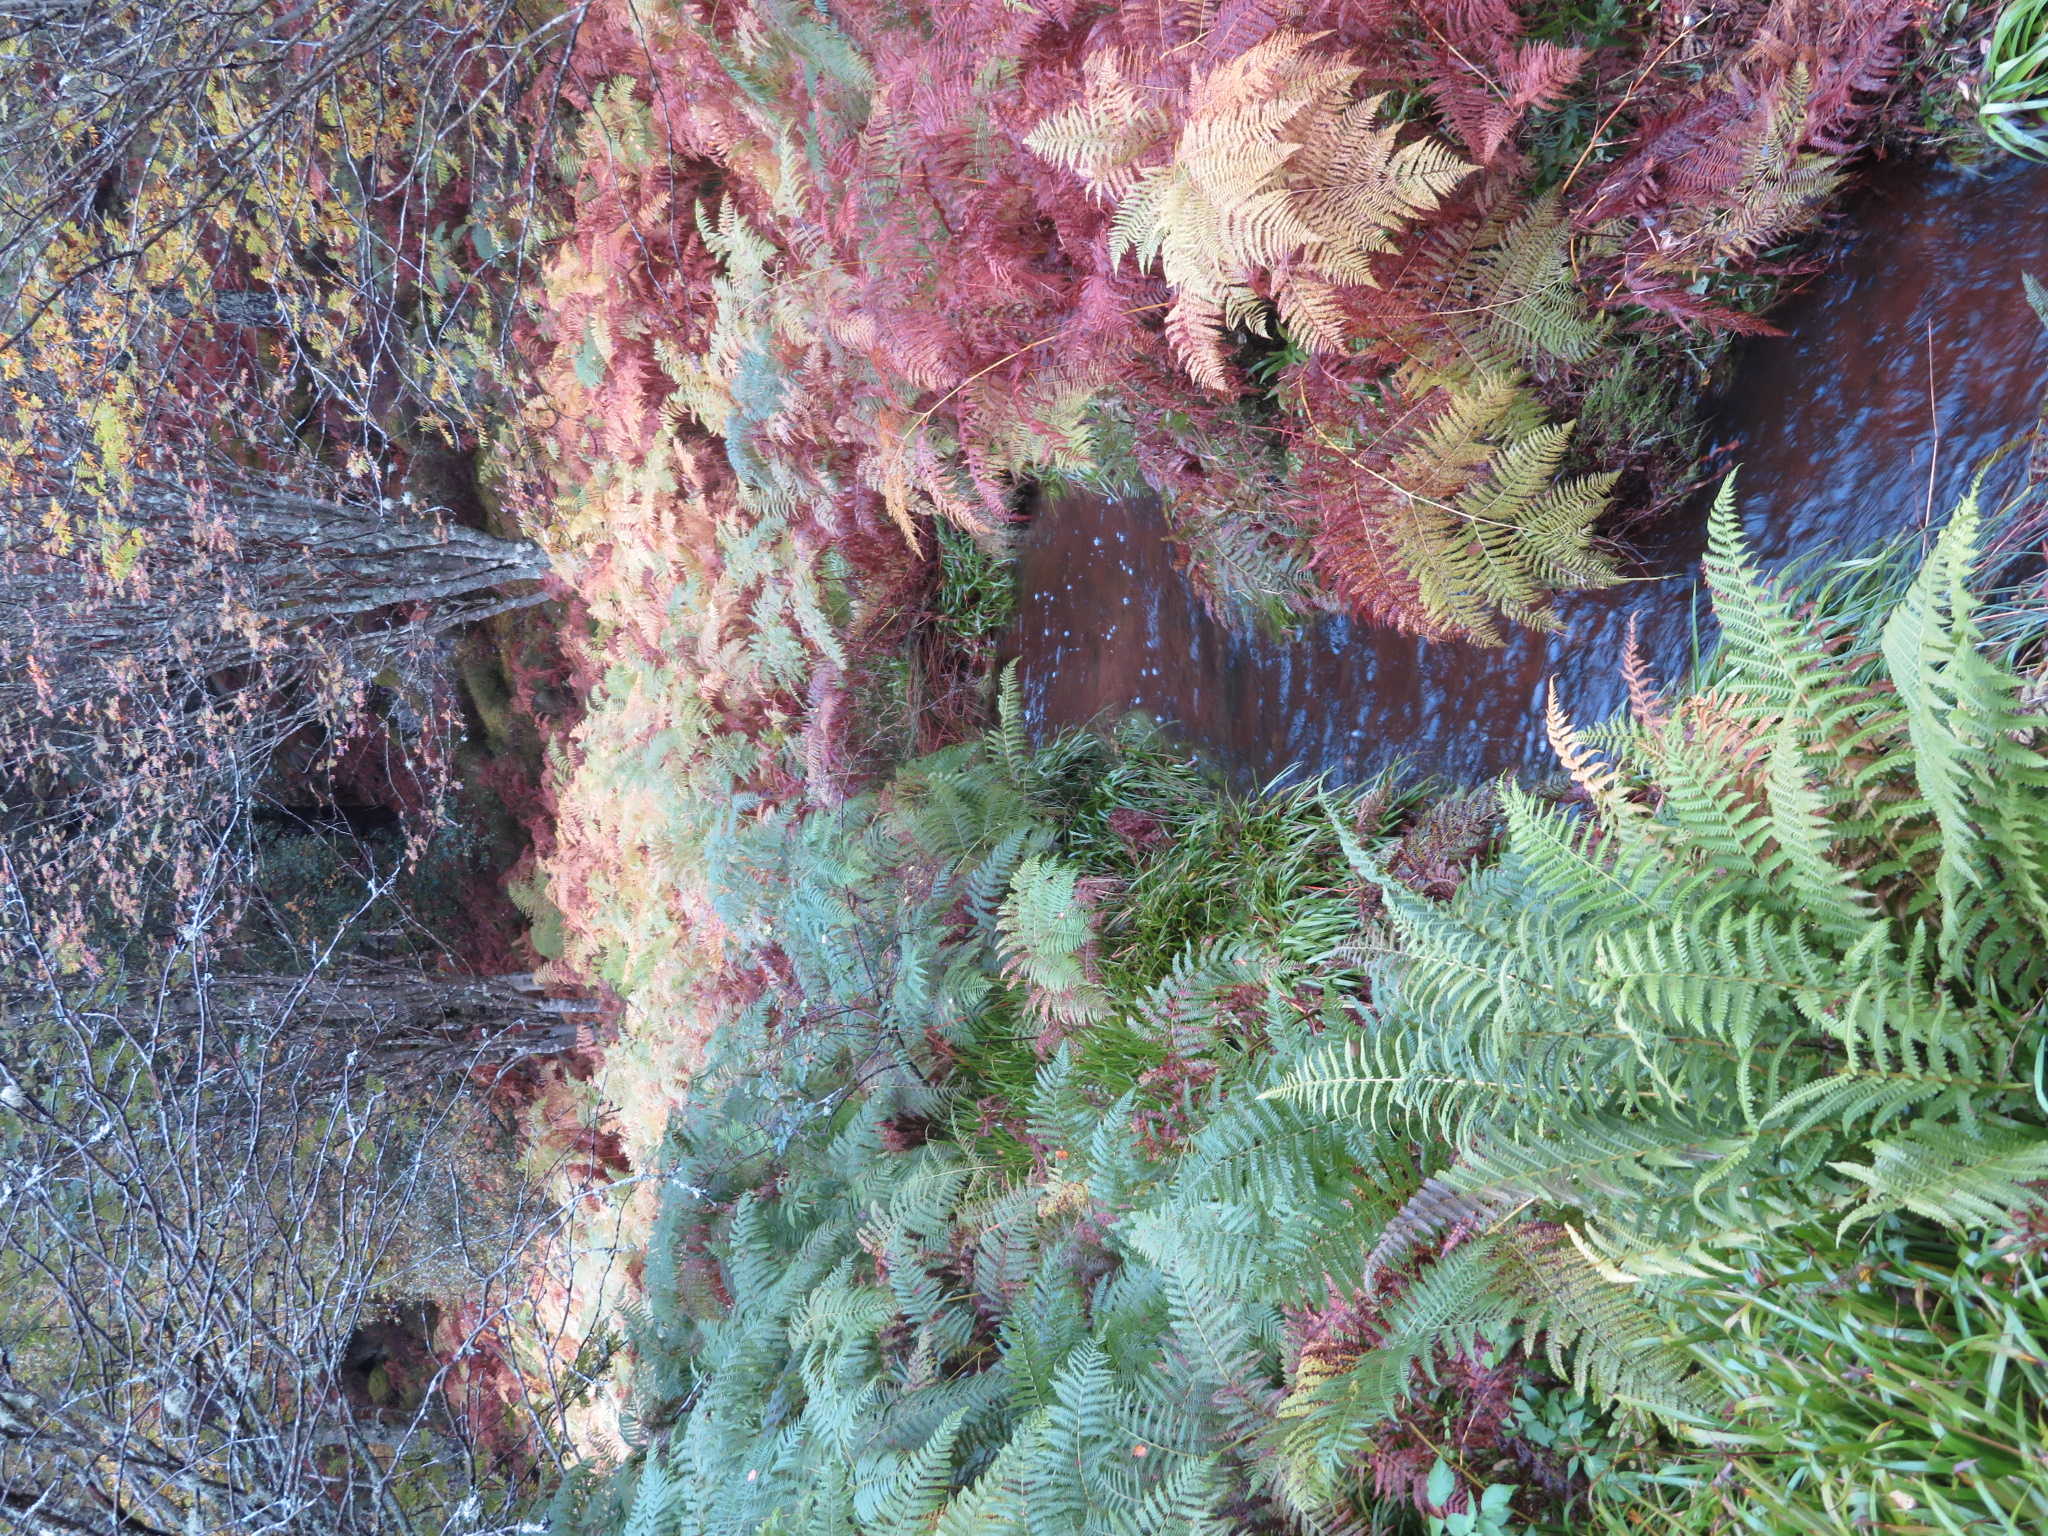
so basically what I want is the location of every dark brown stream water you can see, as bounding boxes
[1011,157,2048,785]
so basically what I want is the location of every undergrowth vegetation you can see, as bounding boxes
[524,0,1951,1162]
[496,2,2048,1528]
[539,494,2048,1534]
[1983,0,2048,157]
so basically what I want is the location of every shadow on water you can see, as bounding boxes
[1009,156,2048,785]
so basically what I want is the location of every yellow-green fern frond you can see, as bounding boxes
[1295,94,1474,286]
[1659,64,1841,267]
[1448,190,1608,372]
[1380,373,1618,642]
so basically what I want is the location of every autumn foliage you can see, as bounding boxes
[0,0,575,963]
[521,0,1932,1107]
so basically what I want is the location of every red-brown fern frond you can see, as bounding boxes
[1623,612,1669,733]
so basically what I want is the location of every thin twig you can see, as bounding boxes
[1923,314,1941,539]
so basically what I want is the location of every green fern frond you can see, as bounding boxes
[1836,1121,2048,1231]
[1278,1237,1511,1485]
[852,1411,964,1536]
[619,1447,684,1536]
[994,658,1029,784]
[1496,1226,1711,1420]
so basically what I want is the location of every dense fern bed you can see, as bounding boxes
[543,494,2048,1536]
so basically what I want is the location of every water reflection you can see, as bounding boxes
[1011,156,2048,784]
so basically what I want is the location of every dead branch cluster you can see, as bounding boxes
[0,888,588,1536]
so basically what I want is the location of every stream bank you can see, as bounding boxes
[1011,156,2048,784]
